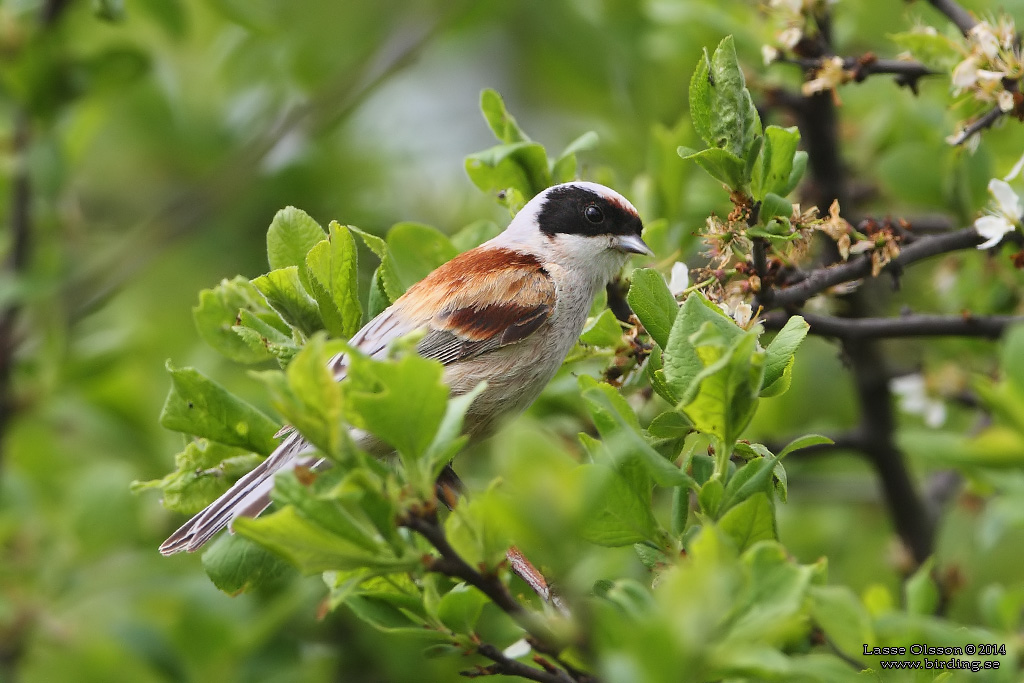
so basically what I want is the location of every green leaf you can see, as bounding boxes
[350,226,404,302]
[367,267,391,319]
[758,193,792,224]
[688,47,714,151]
[444,488,514,570]
[679,146,746,190]
[344,352,449,463]
[131,439,261,514]
[720,452,776,512]
[193,276,286,364]
[252,267,324,337]
[270,470,384,553]
[575,464,660,547]
[159,362,281,455]
[201,532,295,595]
[580,378,695,490]
[234,507,419,574]
[580,309,624,347]
[437,584,488,634]
[698,477,724,518]
[680,330,764,448]
[480,88,530,144]
[422,383,487,482]
[718,493,775,550]
[761,315,809,398]
[551,130,599,183]
[647,410,693,439]
[306,222,363,339]
[386,222,458,293]
[627,267,679,349]
[645,346,680,406]
[905,557,940,615]
[233,309,300,364]
[687,36,761,163]
[253,334,347,458]
[662,292,741,403]
[751,125,801,200]
[726,541,817,644]
[265,206,326,292]
[809,585,875,659]
[465,142,552,200]
[777,433,833,459]
[783,152,808,197]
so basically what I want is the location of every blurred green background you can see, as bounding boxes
[2,0,1023,680]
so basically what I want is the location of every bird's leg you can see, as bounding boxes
[435,462,465,511]
[433,463,567,614]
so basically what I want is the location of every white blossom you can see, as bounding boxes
[503,639,531,659]
[1003,150,1024,181]
[975,178,1021,249]
[969,23,1001,60]
[998,89,1015,112]
[668,261,690,296]
[778,27,802,50]
[951,56,980,91]
[762,44,780,66]
[891,374,946,428]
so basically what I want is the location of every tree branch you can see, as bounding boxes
[947,105,1005,146]
[764,311,1024,340]
[794,8,934,565]
[784,54,937,90]
[399,510,572,671]
[467,644,578,683]
[925,0,977,35]
[772,225,983,308]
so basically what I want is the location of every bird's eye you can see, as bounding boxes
[584,204,604,224]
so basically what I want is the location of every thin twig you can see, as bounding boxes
[783,54,936,88]
[947,105,1005,146]
[399,511,568,664]
[764,311,1024,339]
[467,644,576,683]
[925,0,977,35]
[771,226,983,308]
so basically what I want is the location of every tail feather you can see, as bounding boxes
[159,432,315,555]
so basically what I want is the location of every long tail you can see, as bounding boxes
[159,432,316,555]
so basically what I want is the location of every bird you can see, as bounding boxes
[159,181,651,555]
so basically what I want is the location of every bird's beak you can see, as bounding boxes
[614,233,654,256]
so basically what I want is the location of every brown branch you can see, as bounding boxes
[764,311,1024,340]
[794,8,934,565]
[947,105,1006,146]
[771,225,984,308]
[466,644,578,683]
[399,510,573,673]
[924,0,977,35]
[783,54,937,91]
